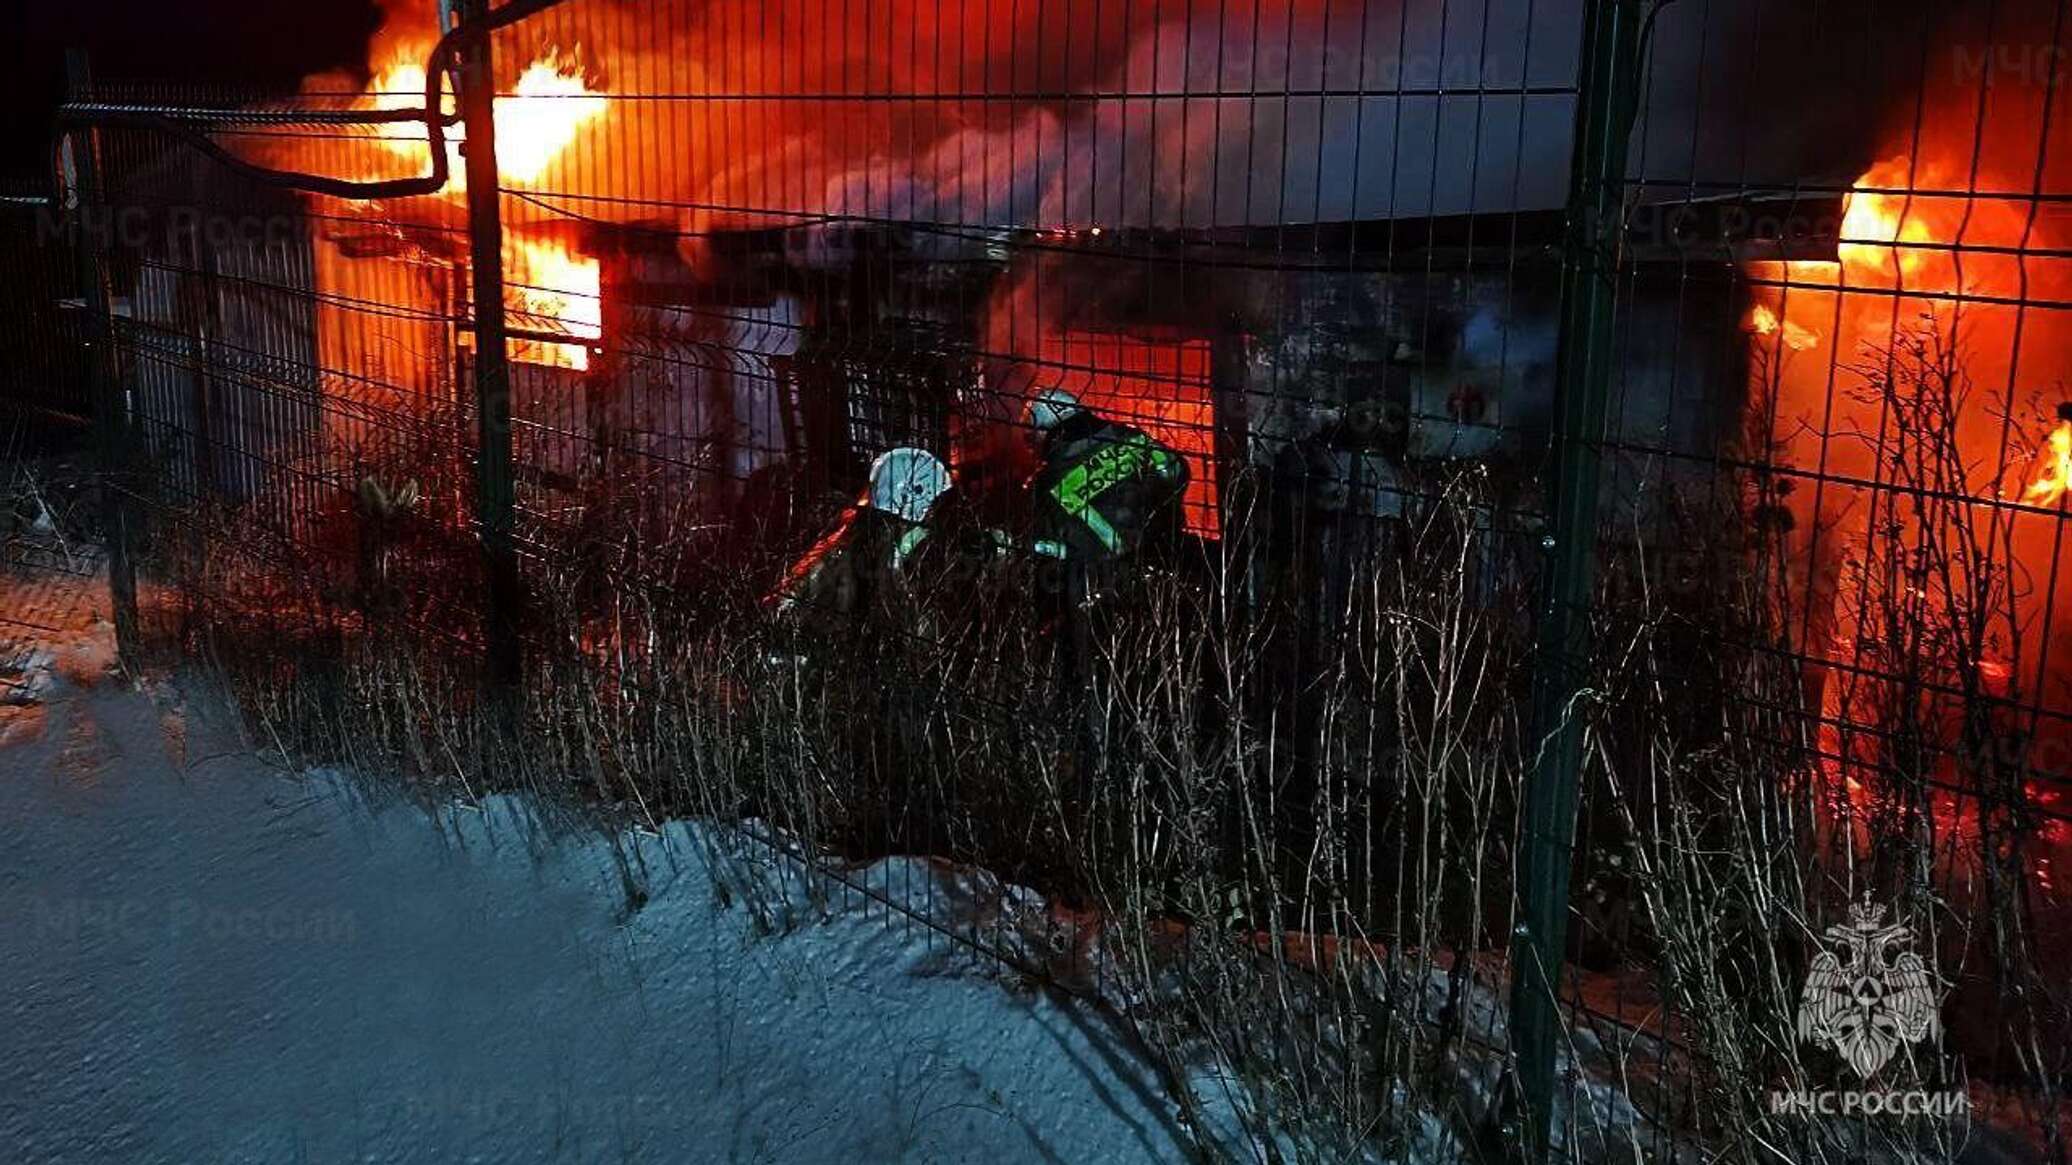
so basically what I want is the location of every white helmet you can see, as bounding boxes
[865,447,951,523]
[1024,388,1087,433]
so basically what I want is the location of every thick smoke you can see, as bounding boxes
[260,0,2050,243]
[250,0,2072,239]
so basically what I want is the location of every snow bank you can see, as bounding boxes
[0,565,1629,1164]
[0,673,1200,1163]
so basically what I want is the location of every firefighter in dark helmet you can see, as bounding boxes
[1022,388,1191,606]
[1022,388,1190,784]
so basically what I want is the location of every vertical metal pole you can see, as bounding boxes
[1508,1,1645,1159]
[65,49,141,667]
[1209,319,1258,609]
[178,221,222,493]
[452,1,522,694]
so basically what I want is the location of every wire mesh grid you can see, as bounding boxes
[10,0,2072,1158]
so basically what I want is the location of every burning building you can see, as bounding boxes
[50,0,2072,843]
[154,0,1763,588]
[22,0,2072,1152]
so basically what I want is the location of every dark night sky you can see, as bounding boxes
[1,0,381,183]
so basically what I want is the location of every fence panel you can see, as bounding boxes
[1574,0,2072,1158]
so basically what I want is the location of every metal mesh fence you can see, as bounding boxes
[8,0,2072,1158]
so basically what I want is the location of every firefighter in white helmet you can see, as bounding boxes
[769,447,956,620]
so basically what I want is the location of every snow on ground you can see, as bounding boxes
[0,566,1656,1165]
[0,656,1201,1164]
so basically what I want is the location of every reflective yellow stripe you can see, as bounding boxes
[1050,433,1154,554]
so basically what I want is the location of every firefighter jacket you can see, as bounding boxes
[769,505,926,619]
[770,494,1007,623]
[1029,412,1190,565]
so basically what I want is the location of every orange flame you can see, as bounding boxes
[1746,304,1820,351]
[366,59,442,169]
[359,46,605,369]
[1768,158,1966,295]
[365,48,605,194]
[509,238,602,371]
[2024,421,2072,506]
[1836,174,1937,282]
[495,53,609,184]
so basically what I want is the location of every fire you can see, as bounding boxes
[356,44,605,369]
[1765,158,1987,296]
[1835,169,1938,282]
[2024,421,2072,506]
[364,48,604,193]
[1744,150,2072,830]
[367,59,442,168]
[1746,304,1819,351]
[494,53,609,184]
[509,237,602,371]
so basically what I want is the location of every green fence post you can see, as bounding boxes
[64,48,142,669]
[1509,0,1646,1158]
[452,0,522,699]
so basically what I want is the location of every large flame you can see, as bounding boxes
[366,59,442,170]
[1834,170,1939,283]
[1744,152,2072,867]
[365,47,604,192]
[358,45,605,369]
[1758,157,1985,296]
[491,53,610,184]
[510,237,602,371]
[1752,161,2066,500]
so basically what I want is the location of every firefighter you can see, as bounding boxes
[769,446,954,622]
[1020,389,1193,788]
[1022,388,1191,605]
